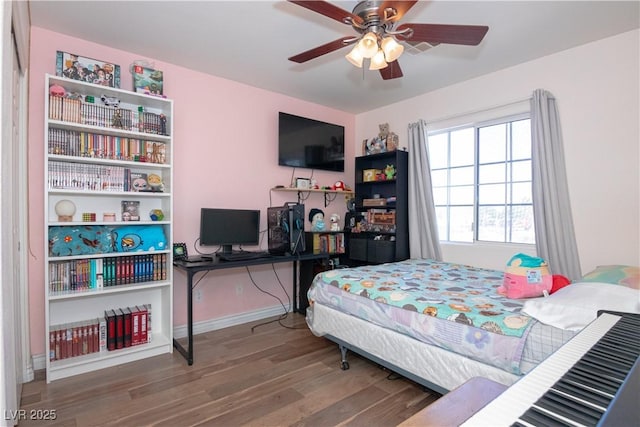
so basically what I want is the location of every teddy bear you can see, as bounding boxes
[378,122,399,152]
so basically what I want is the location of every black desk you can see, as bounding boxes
[173,252,328,365]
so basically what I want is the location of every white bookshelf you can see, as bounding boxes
[44,74,174,382]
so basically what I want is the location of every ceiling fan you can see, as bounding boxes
[287,0,489,80]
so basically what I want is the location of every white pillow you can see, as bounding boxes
[522,282,640,331]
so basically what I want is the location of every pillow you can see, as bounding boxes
[49,225,114,256]
[522,282,640,331]
[112,225,167,252]
[580,265,639,290]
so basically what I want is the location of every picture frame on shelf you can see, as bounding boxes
[121,201,140,221]
[295,178,311,189]
[55,50,121,88]
[133,65,164,95]
[173,243,187,260]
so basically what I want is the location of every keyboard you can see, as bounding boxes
[217,251,271,262]
[461,312,640,427]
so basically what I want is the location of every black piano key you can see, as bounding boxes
[589,347,636,368]
[565,371,618,396]
[570,365,621,389]
[575,360,626,382]
[542,390,604,420]
[582,354,630,376]
[520,407,569,427]
[600,336,640,354]
[593,341,638,362]
[554,380,612,409]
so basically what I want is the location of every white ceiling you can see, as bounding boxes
[29,1,639,114]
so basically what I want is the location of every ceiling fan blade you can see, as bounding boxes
[288,0,363,26]
[396,23,489,45]
[289,37,357,63]
[378,1,418,23]
[379,60,403,80]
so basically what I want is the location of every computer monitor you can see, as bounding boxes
[199,208,260,254]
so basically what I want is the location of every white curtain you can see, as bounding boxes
[407,120,442,260]
[531,89,582,280]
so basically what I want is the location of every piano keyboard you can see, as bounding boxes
[462,312,640,427]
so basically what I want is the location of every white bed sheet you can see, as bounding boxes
[307,302,520,392]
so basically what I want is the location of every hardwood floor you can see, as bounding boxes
[20,313,440,426]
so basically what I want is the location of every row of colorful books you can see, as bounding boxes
[48,161,160,193]
[48,95,169,135]
[48,128,167,164]
[48,304,152,361]
[49,254,168,294]
[308,233,346,255]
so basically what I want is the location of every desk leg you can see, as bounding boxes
[292,260,298,314]
[173,270,194,365]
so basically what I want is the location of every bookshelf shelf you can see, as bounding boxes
[47,334,171,382]
[48,280,171,301]
[270,187,354,207]
[44,74,174,382]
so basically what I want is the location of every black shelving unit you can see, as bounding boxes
[348,150,409,264]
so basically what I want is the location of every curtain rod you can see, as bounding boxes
[427,95,532,125]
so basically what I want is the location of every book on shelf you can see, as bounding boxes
[115,308,124,349]
[138,305,148,344]
[105,309,116,351]
[121,201,140,221]
[123,307,132,348]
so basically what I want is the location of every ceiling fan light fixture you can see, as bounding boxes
[357,31,379,58]
[369,49,388,70]
[381,36,404,62]
[345,45,364,68]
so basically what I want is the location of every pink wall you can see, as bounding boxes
[28,27,355,355]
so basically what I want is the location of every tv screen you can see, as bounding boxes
[278,112,345,172]
[199,208,260,254]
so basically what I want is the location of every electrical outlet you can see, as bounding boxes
[235,284,243,296]
[195,288,203,303]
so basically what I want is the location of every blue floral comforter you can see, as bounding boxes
[307,259,535,374]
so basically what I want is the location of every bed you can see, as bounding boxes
[305,259,639,394]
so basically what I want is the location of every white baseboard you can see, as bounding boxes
[173,304,290,339]
[31,305,291,373]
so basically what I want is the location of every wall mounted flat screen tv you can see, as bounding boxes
[278,112,345,172]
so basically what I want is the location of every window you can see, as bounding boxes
[428,115,534,244]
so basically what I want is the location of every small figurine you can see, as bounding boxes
[384,164,396,180]
[100,94,120,108]
[112,109,123,128]
[309,208,325,232]
[330,213,341,231]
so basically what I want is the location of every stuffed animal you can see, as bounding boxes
[309,208,325,232]
[329,213,341,231]
[378,123,399,152]
[49,225,114,256]
[49,84,66,97]
[384,164,396,180]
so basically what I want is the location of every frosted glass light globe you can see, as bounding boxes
[55,199,76,222]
